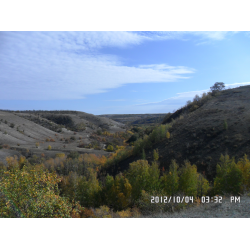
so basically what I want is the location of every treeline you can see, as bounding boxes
[1,151,250,217]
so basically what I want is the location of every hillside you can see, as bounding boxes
[0,110,126,163]
[103,85,250,181]
[99,113,167,125]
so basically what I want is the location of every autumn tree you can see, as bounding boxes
[0,165,75,218]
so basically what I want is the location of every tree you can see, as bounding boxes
[141,148,146,160]
[214,155,243,195]
[106,145,114,152]
[178,161,198,197]
[210,82,225,93]
[160,160,179,196]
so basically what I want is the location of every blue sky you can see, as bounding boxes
[1,31,250,115]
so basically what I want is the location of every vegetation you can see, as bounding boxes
[1,150,250,217]
[1,84,250,217]
[210,82,225,94]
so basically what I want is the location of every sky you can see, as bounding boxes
[1,31,250,115]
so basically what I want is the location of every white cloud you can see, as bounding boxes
[134,81,250,113]
[139,31,237,43]
[0,31,195,100]
[225,82,250,88]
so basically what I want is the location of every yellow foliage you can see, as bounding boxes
[55,153,65,158]
[95,205,112,218]
[0,165,74,218]
[166,131,170,139]
[117,209,131,218]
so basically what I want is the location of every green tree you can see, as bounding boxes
[210,82,225,93]
[106,145,114,152]
[237,154,250,191]
[153,149,159,162]
[214,155,243,195]
[160,160,179,196]
[141,148,146,160]
[197,173,210,197]
[147,161,160,192]
[76,168,101,207]
[178,161,198,197]
[126,160,151,202]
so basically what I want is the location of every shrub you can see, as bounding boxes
[0,166,73,217]
[166,131,170,139]
[67,151,79,159]
[48,145,52,150]
[55,153,65,158]
[10,123,15,128]
[35,142,39,148]
[94,206,112,218]
[106,145,114,152]
[81,208,95,218]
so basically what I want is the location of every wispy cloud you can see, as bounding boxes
[137,31,236,42]
[225,82,250,88]
[105,99,127,102]
[135,81,250,113]
[0,32,196,100]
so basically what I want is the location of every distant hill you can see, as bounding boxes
[0,110,125,163]
[98,113,167,125]
[103,85,250,181]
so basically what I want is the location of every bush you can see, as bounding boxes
[67,151,79,159]
[106,145,114,152]
[166,131,170,139]
[0,166,74,217]
[48,145,52,150]
[55,153,65,158]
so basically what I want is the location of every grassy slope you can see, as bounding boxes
[103,85,250,180]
